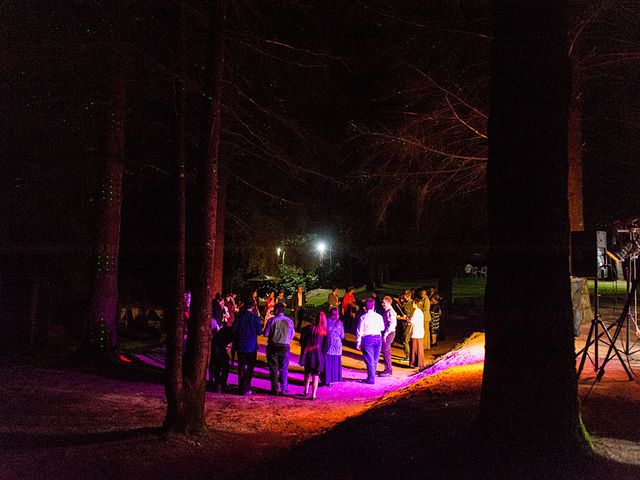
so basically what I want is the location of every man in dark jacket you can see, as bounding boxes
[232,297,263,395]
[208,325,233,393]
[289,286,307,331]
[379,296,397,377]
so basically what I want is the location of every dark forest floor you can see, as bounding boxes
[1,307,640,480]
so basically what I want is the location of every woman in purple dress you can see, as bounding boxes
[299,311,327,400]
[322,307,344,387]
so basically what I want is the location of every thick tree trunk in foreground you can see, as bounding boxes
[477,0,590,460]
[164,0,187,431]
[181,0,226,434]
[88,65,127,350]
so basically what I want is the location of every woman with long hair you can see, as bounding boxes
[299,311,327,400]
[322,307,344,386]
[264,291,275,321]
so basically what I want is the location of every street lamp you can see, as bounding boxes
[276,246,285,265]
[316,241,332,269]
[317,241,326,261]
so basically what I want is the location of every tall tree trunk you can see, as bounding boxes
[88,63,127,351]
[477,0,590,462]
[213,171,226,296]
[182,0,226,434]
[164,0,187,431]
[568,61,584,232]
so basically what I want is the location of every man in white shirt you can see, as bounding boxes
[379,296,397,377]
[356,297,385,384]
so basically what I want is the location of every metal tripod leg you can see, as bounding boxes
[595,277,638,381]
[596,313,634,381]
[577,317,600,377]
[577,317,620,377]
[577,276,603,377]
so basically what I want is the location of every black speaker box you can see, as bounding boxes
[570,231,606,278]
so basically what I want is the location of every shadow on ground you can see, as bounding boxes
[245,373,640,480]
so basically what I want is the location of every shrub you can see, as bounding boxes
[277,264,319,294]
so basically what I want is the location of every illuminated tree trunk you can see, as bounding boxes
[477,0,590,461]
[181,0,226,434]
[164,0,187,431]
[213,171,226,296]
[88,64,127,350]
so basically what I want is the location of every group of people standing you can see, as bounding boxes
[327,285,444,372]
[262,287,307,330]
[206,289,345,400]
[395,286,443,370]
[353,287,443,382]
[204,285,444,399]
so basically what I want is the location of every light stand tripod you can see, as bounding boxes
[595,276,638,381]
[576,226,640,381]
[619,245,640,357]
[575,274,631,378]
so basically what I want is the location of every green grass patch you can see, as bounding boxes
[306,289,334,307]
[452,277,486,299]
[306,285,370,308]
[304,277,626,310]
[380,282,431,297]
[372,278,487,301]
[383,278,487,300]
[586,279,630,296]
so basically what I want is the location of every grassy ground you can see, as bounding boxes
[587,279,632,296]
[372,278,488,300]
[307,278,487,308]
[305,277,627,311]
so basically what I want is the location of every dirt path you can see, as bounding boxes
[0,329,465,480]
[2,321,640,479]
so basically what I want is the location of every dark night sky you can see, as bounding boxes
[1,1,639,326]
